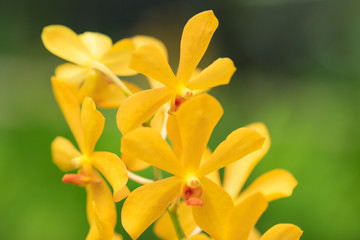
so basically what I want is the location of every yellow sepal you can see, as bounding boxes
[192,177,233,240]
[51,136,81,171]
[177,10,219,84]
[117,87,173,134]
[197,128,265,177]
[260,224,303,240]
[187,58,236,91]
[42,25,92,66]
[121,176,182,239]
[92,151,129,202]
[121,127,185,176]
[223,122,271,199]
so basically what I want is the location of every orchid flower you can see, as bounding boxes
[42,25,139,107]
[120,94,265,239]
[117,10,236,135]
[154,123,297,240]
[51,77,128,202]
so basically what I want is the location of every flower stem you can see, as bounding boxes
[128,171,153,184]
[167,201,186,240]
[92,61,132,97]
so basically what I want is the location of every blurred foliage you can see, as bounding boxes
[0,0,359,239]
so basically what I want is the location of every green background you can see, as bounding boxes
[1,0,359,239]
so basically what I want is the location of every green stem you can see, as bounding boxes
[92,61,132,97]
[167,202,186,240]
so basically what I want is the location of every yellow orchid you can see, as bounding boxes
[154,123,297,240]
[120,94,265,239]
[189,130,300,240]
[42,25,139,107]
[153,149,220,239]
[193,193,303,240]
[117,10,236,135]
[51,77,128,202]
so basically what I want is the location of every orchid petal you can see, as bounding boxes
[62,173,99,187]
[74,69,141,108]
[236,169,298,205]
[201,148,221,186]
[92,151,128,202]
[86,224,100,240]
[101,38,137,76]
[177,94,223,172]
[260,224,303,240]
[79,32,113,60]
[197,128,265,177]
[81,97,105,155]
[121,176,182,239]
[117,87,173,134]
[176,203,199,237]
[130,44,179,89]
[223,122,270,198]
[192,177,233,240]
[51,136,81,171]
[121,127,185,176]
[86,223,100,240]
[249,228,262,240]
[112,233,123,240]
[176,10,218,85]
[86,173,117,240]
[166,114,183,159]
[132,35,168,61]
[42,25,92,66]
[86,173,117,225]
[51,77,84,149]
[90,77,141,108]
[91,201,114,240]
[73,70,100,104]
[187,58,236,90]
[122,154,150,172]
[226,193,268,240]
[55,63,88,87]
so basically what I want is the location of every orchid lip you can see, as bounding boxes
[62,173,99,187]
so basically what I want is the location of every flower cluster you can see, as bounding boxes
[43,10,303,240]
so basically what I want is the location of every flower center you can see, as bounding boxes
[72,155,91,168]
[181,176,203,206]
